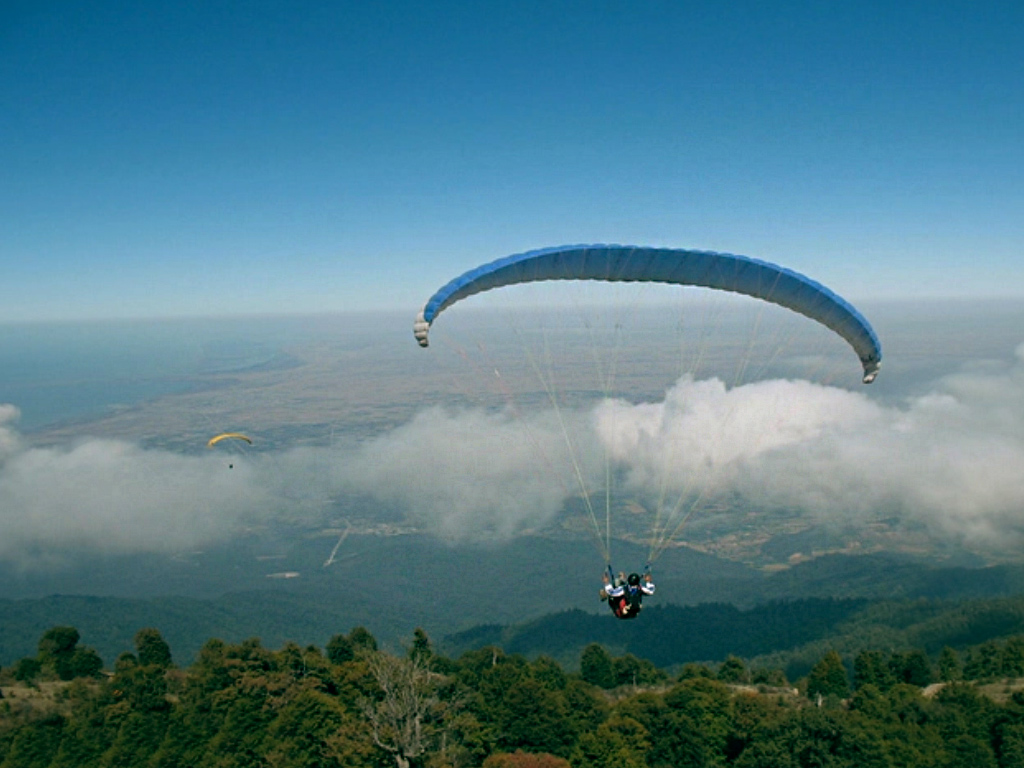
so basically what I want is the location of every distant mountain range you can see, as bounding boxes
[440,594,1024,680]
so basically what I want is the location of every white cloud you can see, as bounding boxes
[593,376,883,497]
[342,345,1024,552]
[594,359,1024,549]
[0,432,273,568]
[3,339,1024,567]
[339,406,593,538]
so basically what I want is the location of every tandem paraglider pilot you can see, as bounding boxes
[601,570,655,619]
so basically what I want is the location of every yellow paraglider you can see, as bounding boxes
[207,432,253,448]
[207,433,253,468]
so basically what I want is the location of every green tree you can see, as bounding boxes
[614,691,664,735]
[349,626,378,653]
[115,664,170,713]
[562,678,609,735]
[472,653,532,726]
[799,707,890,768]
[38,625,80,658]
[735,738,797,768]
[276,641,332,686]
[889,649,933,687]
[964,641,1003,680]
[326,632,355,665]
[579,644,614,689]
[1,714,66,768]
[65,647,104,679]
[102,709,170,768]
[806,650,850,699]
[662,677,733,759]
[854,650,893,691]
[50,694,113,768]
[570,714,649,768]
[431,710,491,768]
[496,678,576,757]
[934,682,998,745]
[886,684,933,731]
[678,662,714,680]
[996,721,1024,768]
[135,627,173,668]
[532,655,568,691]
[737,708,890,768]
[942,734,998,768]
[613,653,666,687]
[646,709,707,768]
[849,683,891,721]
[751,667,789,687]
[718,654,750,684]
[729,691,787,763]
[149,706,218,768]
[203,685,272,765]
[410,627,433,664]
[938,646,962,682]
[453,645,507,690]
[114,652,139,673]
[14,657,42,683]
[323,709,379,768]
[38,625,86,680]
[265,689,346,768]
[1001,637,1024,676]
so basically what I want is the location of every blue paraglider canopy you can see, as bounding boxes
[414,245,881,382]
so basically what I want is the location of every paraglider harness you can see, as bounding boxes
[605,565,650,620]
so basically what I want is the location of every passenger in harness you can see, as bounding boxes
[601,568,655,619]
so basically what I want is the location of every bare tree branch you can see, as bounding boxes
[360,652,447,768]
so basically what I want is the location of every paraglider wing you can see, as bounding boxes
[207,432,253,448]
[414,245,882,382]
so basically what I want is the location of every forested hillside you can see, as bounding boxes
[443,595,1024,678]
[442,598,870,669]
[4,623,1024,767]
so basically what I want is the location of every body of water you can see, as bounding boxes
[0,315,350,432]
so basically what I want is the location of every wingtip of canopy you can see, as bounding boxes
[413,310,430,348]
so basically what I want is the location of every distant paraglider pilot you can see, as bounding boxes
[601,569,655,619]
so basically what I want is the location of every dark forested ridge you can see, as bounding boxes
[7,589,1024,698]
[0,533,749,665]
[442,598,871,668]
[5,536,1024,667]
[445,596,1024,680]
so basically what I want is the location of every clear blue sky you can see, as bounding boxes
[2,0,1021,321]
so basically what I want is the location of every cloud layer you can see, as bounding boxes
[340,406,594,538]
[3,344,1024,567]
[341,343,1024,551]
[0,407,273,568]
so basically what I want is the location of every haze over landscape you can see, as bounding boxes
[6,7,1024,767]
[1,0,1023,679]
[2,299,1023,575]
